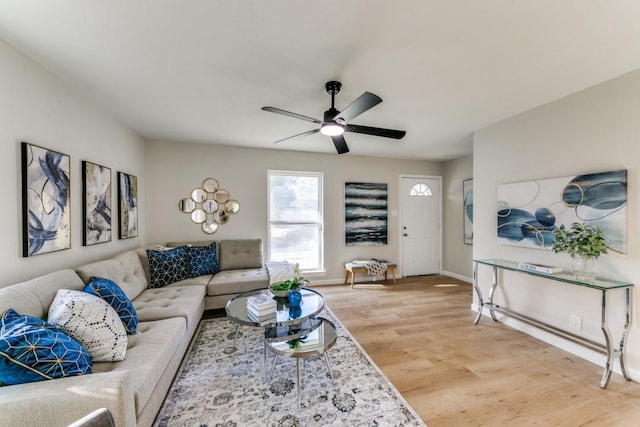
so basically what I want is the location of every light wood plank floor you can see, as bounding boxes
[319,275,640,426]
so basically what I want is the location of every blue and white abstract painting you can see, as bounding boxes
[463,179,473,245]
[118,171,138,239]
[21,142,71,257]
[497,170,627,254]
[83,161,111,245]
[345,182,388,246]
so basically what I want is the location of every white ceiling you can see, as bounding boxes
[1,1,639,160]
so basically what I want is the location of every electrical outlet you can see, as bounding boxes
[570,315,582,331]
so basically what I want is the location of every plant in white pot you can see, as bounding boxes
[551,222,608,280]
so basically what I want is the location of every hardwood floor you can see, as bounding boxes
[318,275,640,426]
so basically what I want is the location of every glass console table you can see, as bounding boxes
[473,259,633,388]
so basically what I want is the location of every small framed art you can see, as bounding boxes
[82,161,112,245]
[117,171,138,239]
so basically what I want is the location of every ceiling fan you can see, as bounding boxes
[262,81,406,154]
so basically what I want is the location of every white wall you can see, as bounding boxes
[0,39,146,287]
[442,154,473,281]
[473,69,640,378]
[146,140,443,282]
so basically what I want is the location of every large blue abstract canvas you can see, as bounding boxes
[345,182,388,246]
[21,142,71,257]
[497,170,627,254]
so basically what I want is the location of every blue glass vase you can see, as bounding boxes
[288,290,302,307]
[288,305,302,319]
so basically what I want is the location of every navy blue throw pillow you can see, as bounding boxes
[188,242,219,277]
[84,276,139,334]
[147,246,190,288]
[0,309,92,386]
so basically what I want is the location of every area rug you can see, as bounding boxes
[154,308,426,426]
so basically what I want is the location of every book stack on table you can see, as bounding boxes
[247,293,276,324]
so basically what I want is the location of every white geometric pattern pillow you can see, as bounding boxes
[48,289,128,362]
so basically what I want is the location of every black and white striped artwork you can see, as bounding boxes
[345,182,388,246]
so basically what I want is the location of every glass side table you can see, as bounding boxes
[264,317,337,412]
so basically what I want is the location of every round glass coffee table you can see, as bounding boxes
[264,317,337,412]
[225,287,325,378]
[225,287,324,329]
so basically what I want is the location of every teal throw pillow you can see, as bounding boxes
[147,246,190,288]
[188,242,219,277]
[84,276,138,334]
[0,309,92,386]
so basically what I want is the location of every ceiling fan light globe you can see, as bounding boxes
[320,123,344,136]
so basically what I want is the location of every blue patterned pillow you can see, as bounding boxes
[147,246,190,288]
[188,242,219,277]
[0,309,92,386]
[84,276,138,334]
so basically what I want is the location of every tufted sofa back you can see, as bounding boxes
[75,250,148,301]
[218,239,263,270]
[0,269,85,320]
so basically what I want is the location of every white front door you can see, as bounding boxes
[401,176,441,276]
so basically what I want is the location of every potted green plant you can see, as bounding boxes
[551,222,608,280]
[269,264,309,298]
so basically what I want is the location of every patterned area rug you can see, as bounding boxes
[154,308,426,426]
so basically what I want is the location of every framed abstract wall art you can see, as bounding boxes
[497,170,627,254]
[345,182,388,246]
[82,161,112,246]
[117,171,138,239]
[463,179,473,245]
[21,142,71,257]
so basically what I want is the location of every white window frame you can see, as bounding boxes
[267,170,324,273]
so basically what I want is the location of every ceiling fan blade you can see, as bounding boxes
[273,128,319,144]
[331,135,350,154]
[334,92,382,122]
[262,106,322,124]
[345,124,406,139]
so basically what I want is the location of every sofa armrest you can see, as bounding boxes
[0,371,136,427]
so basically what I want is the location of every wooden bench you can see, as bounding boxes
[344,262,397,288]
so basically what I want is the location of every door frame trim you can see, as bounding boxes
[398,174,443,277]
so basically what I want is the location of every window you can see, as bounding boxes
[268,171,323,271]
[409,183,432,196]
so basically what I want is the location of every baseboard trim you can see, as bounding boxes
[441,270,472,283]
[470,303,639,382]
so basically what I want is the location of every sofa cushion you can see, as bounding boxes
[48,290,127,362]
[91,317,186,416]
[218,239,263,270]
[76,250,148,301]
[133,285,205,332]
[188,242,219,277]
[0,309,92,386]
[147,246,190,288]
[207,267,269,295]
[84,276,138,334]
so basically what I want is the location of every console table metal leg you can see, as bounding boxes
[472,262,484,324]
[488,266,498,321]
[600,290,614,388]
[619,288,632,381]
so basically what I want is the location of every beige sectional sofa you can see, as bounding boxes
[0,239,268,427]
